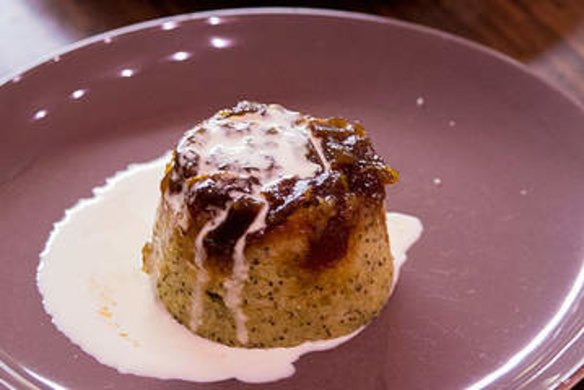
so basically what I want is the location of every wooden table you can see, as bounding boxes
[2,0,584,106]
[1,0,582,388]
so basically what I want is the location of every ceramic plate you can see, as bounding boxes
[1,8,583,390]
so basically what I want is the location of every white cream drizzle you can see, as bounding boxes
[306,129,331,172]
[163,191,190,231]
[222,201,269,344]
[189,207,230,331]
[176,103,322,182]
[36,157,423,383]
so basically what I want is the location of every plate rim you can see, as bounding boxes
[1,6,583,114]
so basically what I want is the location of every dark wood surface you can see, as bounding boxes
[2,0,584,105]
[1,1,582,388]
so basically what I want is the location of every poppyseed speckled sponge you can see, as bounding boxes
[142,101,398,348]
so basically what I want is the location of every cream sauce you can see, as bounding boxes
[37,156,423,383]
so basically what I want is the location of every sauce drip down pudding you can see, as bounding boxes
[142,101,399,348]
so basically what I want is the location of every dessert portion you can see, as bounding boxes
[37,153,422,382]
[142,101,399,348]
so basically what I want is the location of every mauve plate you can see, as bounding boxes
[1,8,583,390]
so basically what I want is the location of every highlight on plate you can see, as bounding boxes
[37,102,423,383]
